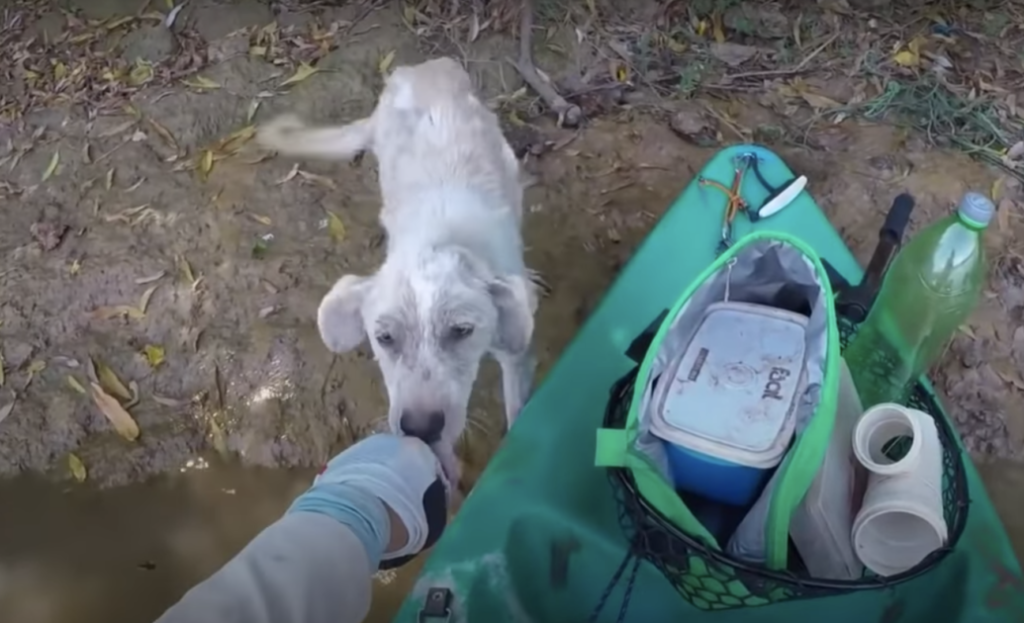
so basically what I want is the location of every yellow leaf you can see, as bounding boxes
[179,256,196,284]
[250,213,273,226]
[507,110,525,126]
[209,416,228,457]
[893,49,919,68]
[182,75,221,90]
[143,344,165,368]
[105,15,135,30]
[280,62,319,87]
[216,125,257,154]
[666,37,688,54]
[378,50,396,75]
[199,149,214,180]
[326,211,346,242]
[27,359,46,380]
[128,61,154,86]
[68,453,87,482]
[696,19,708,37]
[249,45,267,57]
[67,375,87,394]
[42,150,59,181]
[69,259,82,275]
[90,382,140,441]
[54,61,68,80]
[92,358,132,401]
[712,12,726,43]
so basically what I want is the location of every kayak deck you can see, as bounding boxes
[395,145,1023,623]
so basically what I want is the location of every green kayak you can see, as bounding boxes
[395,145,1024,622]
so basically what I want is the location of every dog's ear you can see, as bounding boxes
[488,275,537,355]
[318,274,374,353]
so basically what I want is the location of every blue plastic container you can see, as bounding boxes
[649,301,806,507]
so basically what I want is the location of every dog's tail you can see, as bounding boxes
[256,114,374,161]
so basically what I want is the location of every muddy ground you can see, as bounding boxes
[1,0,1023,621]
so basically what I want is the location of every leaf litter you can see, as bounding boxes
[90,382,140,441]
[68,453,88,482]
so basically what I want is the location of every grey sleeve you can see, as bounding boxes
[155,512,373,623]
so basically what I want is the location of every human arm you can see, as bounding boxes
[155,435,448,623]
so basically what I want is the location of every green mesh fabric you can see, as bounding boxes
[601,317,969,611]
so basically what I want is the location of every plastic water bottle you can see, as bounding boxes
[843,192,994,407]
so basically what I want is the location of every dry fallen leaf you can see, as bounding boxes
[143,345,165,368]
[280,62,318,87]
[801,92,842,110]
[0,399,14,424]
[0,349,5,387]
[138,284,159,314]
[298,169,337,190]
[249,214,273,226]
[208,416,228,457]
[92,358,132,401]
[68,453,87,482]
[147,119,180,153]
[276,163,300,185]
[98,120,136,138]
[326,210,346,242]
[153,394,188,407]
[67,375,87,394]
[246,99,261,124]
[216,125,257,154]
[379,50,396,75]
[199,150,214,180]
[25,359,46,389]
[42,150,59,181]
[90,382,140,441]
[892,36,925,68]
[135,271,165,285]
[998,197,1014,232]
[712,11,726,43]
[179,256,196,284]
[182,75,221,90]
[105,168,115,190]
[82,142,92,164]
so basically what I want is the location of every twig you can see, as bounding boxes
[508,0,582,127]
[719,32,840,83]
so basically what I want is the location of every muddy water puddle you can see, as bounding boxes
[0,460,424,623]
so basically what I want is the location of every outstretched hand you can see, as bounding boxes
[290,434,450,569]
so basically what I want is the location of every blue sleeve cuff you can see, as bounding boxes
[287,482,390,568]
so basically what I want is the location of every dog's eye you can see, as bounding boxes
[450,324,474,340]
[376,332,395,347]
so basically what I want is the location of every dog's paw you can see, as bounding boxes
[257,113,307,151]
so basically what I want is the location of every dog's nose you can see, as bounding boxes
[399,410,445,443]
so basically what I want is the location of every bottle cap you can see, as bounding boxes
[958,192,995,227]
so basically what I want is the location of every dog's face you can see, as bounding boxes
[317,249,535,448]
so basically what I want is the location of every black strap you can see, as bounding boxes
[625,309,668,364]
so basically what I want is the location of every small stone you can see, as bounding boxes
[121,25,178,65]
[669,108,718,147]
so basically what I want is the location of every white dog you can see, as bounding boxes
[257,58,539,483]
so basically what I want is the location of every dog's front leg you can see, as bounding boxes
[494,348,536,432]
